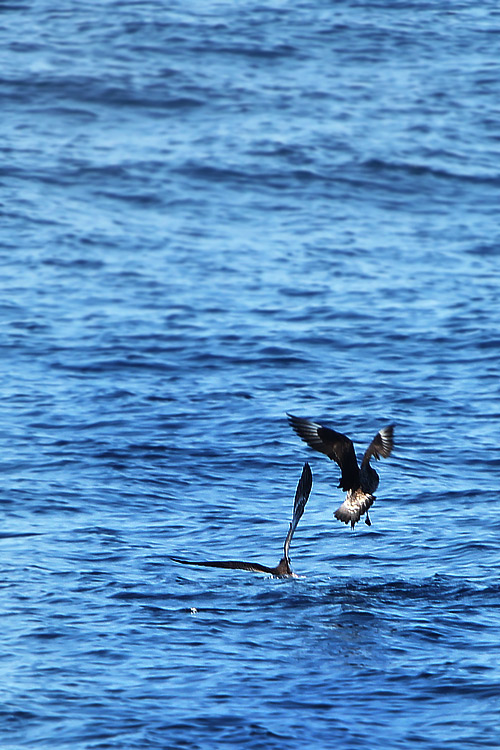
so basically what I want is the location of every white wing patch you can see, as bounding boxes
[377,425,394,457]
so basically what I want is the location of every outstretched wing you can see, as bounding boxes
[361,424,395,467]
[287,414,360,491]
[171,556,277,575]
[283,462,312,560]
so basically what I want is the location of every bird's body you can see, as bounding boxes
[287,414,394,528]
[172,462,312,578]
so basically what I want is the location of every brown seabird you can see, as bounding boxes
[287,414,394,529]
[171,462,312,578]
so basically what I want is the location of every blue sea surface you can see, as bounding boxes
[1,1,500,748]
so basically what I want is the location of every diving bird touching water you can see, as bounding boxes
[287,414,394,529]
[171,462,312,578]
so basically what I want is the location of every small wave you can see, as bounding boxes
[362,157,500,185]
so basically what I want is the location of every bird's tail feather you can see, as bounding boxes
[334,491,375,529]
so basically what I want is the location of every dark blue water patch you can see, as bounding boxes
[468,242,500,257]
[28,105,98,123]
[1,70,207,111]
[41,256,106,270]
[362,156,500,186]
[50,355,181,375]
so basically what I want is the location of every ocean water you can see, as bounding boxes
[1,1,500,748]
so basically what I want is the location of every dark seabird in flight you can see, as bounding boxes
[171,462,312,578]
[287,414,394,529]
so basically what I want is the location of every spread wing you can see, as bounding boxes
[361,424,395,467]
[283,462,312,560]
[287,414,360,491]
[171,557,277,575]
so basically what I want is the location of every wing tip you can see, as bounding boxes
[302,460,312,485]
[378,424,395,457]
